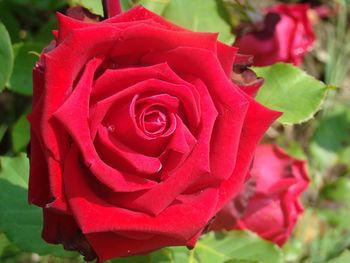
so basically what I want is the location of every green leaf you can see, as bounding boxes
[0,154,76,257]
[280,141,307,160]
[328,250,350,263]
[35,17,58,43]
[167,232,283,263]
[310,104,350,169]
[310,229,350,263]
[111,248,172,263]
[254,63,328,125]
[0,2,21,43]
[113,232,283,263]
[319,209,350,230]
[121,0,134,11]
[0,154,29,188]
[9,42,45,96]
[0,234,10,257]
[112,255,149,263]
[0,125,7,143]
[196,232,283,263]
[0,22,14,91]
[0,232,20,262]
[225,260,259,263]
[69,0,104,16]
[139,0,170,15]
[162,0,234,44]
[322,178,350,204]
[11,110,30,153]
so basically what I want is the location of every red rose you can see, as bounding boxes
[28,6,280,261]
[234,4,315,66]
[211,144,309,246]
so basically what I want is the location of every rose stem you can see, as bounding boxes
[102,0,122,18]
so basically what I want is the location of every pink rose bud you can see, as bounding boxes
[234,4,315,66]
[212,144,309,246]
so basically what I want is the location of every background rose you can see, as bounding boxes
[234,3,315,66]
[212,144,309,246]
[27,6,280,261]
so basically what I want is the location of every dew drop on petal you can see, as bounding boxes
[107,124,115,133]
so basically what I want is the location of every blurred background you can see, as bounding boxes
[0,0,349,262]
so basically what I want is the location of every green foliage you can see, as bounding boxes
[0,234,10,257]
[254,63,329,125]
[9,43,45,96]
[114,232,283,263]
[0,22,14,91]
[192,232,283,263]
[69,0,104,16]
[161,0,234,44]
[0,2,21,43]
[328,250,350,263]
[320,177,350,231]
[0,125,7,143]
[11,110,30,153]
[324,0,350,86]
[120,0,134,11]
[139,0,170,15]
[310,105,350,169]
[309,229,350,263]
[322,177,350,204]
[0,154,77,257]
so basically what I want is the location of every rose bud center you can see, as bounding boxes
[139,106,168,136]
[134,93,179,139]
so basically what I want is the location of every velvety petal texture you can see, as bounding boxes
[212,144,309,246]
[234,3,315,66]
[29,5,280,261]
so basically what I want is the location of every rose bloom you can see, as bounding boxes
[211,144,309,246]
[28,6,280,261]
[234,3,315,66]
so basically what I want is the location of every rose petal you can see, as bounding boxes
[28,133,51,207]
[91,78,200,145]
[215,92,282,212]
[104,6,236,77]
[64,146,218,243]
[86,232,184,261]
[54,58,156,192]
[42,209,78,244]
[142,47,251,188]
[95,126,162,175]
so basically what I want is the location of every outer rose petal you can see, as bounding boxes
[64,146,218,258]
[103,5,237,76]
[53,58,157,192]
[28,66,50,206]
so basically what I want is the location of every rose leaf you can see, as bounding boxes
[68,0,104,16]
[254,63,329,125]
[328,250,350,263]
[310,104,350,170]
[9,42,45,96]
[0,22,13,91]
[161,0,234,44]
[11,109,30,153]
[168,231,284,263]
[0,154,77,257]
[138,0,170,15]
